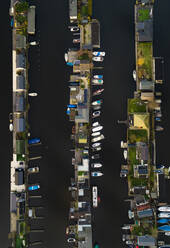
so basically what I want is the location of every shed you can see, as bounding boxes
[16,75,25,89]
[16,140,25,154]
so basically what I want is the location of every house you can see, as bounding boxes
[14,95,25,112]
[137,208,153,219]
[16,54,26,70]
[132,186,146,195]
[136,21,153,42]
[16,34,26,50]
[139,80,154,92]
[14,117,25,132]
[137,235,156,246]
[16,75,25,90]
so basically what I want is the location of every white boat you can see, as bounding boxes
[93,89,104,96]
[165,232,170,236]
[30,41,38,46]
[9,123,13,132]
[29,93,38,97]
[92,111,101,118]
[93,51,105,57]
[92,56,104,62]
[92,100,103,106]
[91,163,102,168]
[92,142,101,148]
[92,126,103,132]
[133,70,136,81]
[92,134,104,143]
[158,207,170,212]
[93,75,103,79]
[92,79,103,85]
[92,146,102,152]
[158,213,170,218]
[91,172,103,177]
[92,122,100,127]
[123,150,127,160]
[64,53,68,62]
[91,131,101,137]
[92,186,98,207]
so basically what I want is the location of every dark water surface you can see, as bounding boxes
[1,0,170,247]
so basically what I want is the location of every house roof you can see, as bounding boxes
[138,165,148,175]
[139,80,154,91]
[137,21,153,42]
[16,75,25,89]
[16,54,26,69]
[16,34,26,49]
[137,208,153,218]
[137,235,156,246]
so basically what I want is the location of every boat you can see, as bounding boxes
[133,70,136,81]
[92,100,103,106]
[93,51,105,57]
[91,163,102,168]
[92,79,104,85]
[157,218,170,224]
[92,126,103,132]
[64,53,68,62]
[123,150,127,160]
[91,172,103,177]
[93,75,103,79]
[159,207,170,212]
[92,142,101,148]
[29,93,38,96]
[158,213,170,218]
[9,123,13,132]
[92,121,100,127]
[158,225,170,232]
[91,131,101,137]
[93,89,104,96]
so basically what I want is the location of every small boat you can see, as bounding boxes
[92,142,101,148]
[93,75,103,79]
[93,89,104,96]
[159,207,170,212]
[92,126,103,132]
[93,52,105,57]
[92,111,101,118]
[133,70,136,81]
[92,121,100,127]
[64,53,68,62]
[29,93,38,97]
[9,123,13,132]
[92,79,103,85]
[157,218,170,224]
[158,213,170,218]
[91,172,103,177]
[91,163,102,168]
[123,150,127,160]
[91,131,101,137]
[92,100,103,106]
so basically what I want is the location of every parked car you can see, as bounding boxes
[91,131,101,137]
[92,111,101,118]
[92,126,103,132]
[93,75,103,79]
[92,142,101,148]
[93,51,105,56]
[70,26,79,32]
[73,39,80,44]
[92,56,104,62]
[92,134,104,143]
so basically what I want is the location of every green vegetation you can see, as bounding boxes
[15,2,29,13]
[20,222,26,235]
[132,225,145,235]
[128,147,139,165]
[128,129,148,143]
[131,177,148,187]
[17,154,26,161]
[138,8,150,22]
[78,171,84,176]
[79,53,89,60]
[128,98,147,113]
[81,5,88,17]
[16,15,27,24]
[137,42,153,80]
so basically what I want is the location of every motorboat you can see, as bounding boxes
[133,70,136,81]
[29,93,38,96]
[93,51,105,57]
[123,150,128,160]
[64,53,68,62]
[91,131,101,137]
[92,126,103,132]
[92,142,101,148]
[92,56,104,62]
[91,172,103,177]
[92,111,101,118]
[92,135,104,143]
[93,89,104,96]
[158,207,170,212]
[91,163,102,168]
[92,100,103,106]
[158,213,170,218]
[92,146,102,152]
[93,75,103,79]
[92,79,103,85]
[92,121,100,127]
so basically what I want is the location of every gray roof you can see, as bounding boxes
[137,208,153,218]
[16,54,26,69]
[16,75,25,89]
[15,169,24,185]
[16,34,26,49]
[15,95,25,112]
[69,0,77,21]
[10,192,17,213]
[138,165,148,175]
[139,80,154,91]
[137,21,153,42]
[15,118,25,132]
[137,235,156,246]
[27,6,36,34]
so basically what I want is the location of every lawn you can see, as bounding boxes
[128,147,139,165]
[128,98,147,113]
[138,8,150,22]
[131,177,148,187]
[137,42,153,80]
[81,5,88,17]
[128,129,148,143]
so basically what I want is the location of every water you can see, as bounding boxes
[1,0,170,247]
